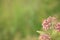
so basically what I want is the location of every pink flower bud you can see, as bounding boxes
[55,22,60,32]
[39,34,51,40]
[47,16,52,23]
[52,16,56,21]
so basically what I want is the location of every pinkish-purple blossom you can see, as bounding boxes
[42,16,52,30]
[42,19,51,30]
[55,22,60,32]
[39,34,51,40]
[42,16,56,31]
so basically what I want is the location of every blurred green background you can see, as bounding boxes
[0,0,60,40]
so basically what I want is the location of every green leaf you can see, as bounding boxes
[36,31,44,34]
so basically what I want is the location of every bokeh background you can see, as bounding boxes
[0,0,60,40]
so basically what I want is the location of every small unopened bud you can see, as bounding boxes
[52,16,56,21]
[47,16,52,23]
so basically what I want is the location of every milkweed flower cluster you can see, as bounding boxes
[42,16,56,31]
[42,17,51,30]
[39,34,51,40]
[55,22,60,32]
[37,16,60,40]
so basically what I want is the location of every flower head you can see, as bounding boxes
[55,22,60,32]
[39,34,51,40]
[42,19,51,30]
[42,16,57,31]
[42,16,52,30]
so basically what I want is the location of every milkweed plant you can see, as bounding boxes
[37,16,60,40]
